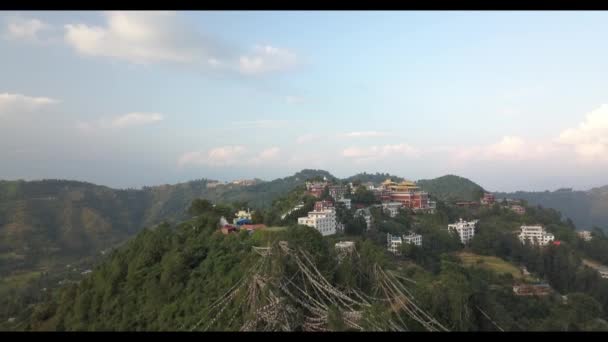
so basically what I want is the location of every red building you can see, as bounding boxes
[241,224,266,231]
[314,200,334,211]
[220,225,237,235]
[481,193,495,206]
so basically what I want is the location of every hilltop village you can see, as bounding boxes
[217,176,608,289]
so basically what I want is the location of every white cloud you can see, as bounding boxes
[257,147,280,160]
[0,93,59,117]
[557,104,608,161]
[343,143,420,163]
[340,131,393,138]
[110,112,164,128]
[77,112,164,131]
[238,45,298,75]
[64,11,224,65]
[62,12,298,76]
[3,16,51,42]
[178,145,247,167]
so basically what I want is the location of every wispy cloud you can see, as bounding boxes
[238,45,299,75]
[343,143,420,163]
[61,12,298,76]
[77,112,164,131]
[0,93,59,117]
[2,16,52,43]
[178,145,282,168]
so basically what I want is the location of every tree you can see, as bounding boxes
[188,199,213,216]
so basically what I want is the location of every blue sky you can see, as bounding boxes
[1,11,608,191]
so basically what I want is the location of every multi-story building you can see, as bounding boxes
[519,225,555,246]
[578,230,593,241]
[314,200,334,211]
[481,193,496,206]
[382,202,403,218]
[329,185,348,200]
[510,205,526,215]
[403,232,422,246]
[379,179,432,211]
[298,203,338,236]
[233,209,253,225]
[354,208,373,231]
[305,181,328,198]
[448,218,478,244]
[336,197,351,209]
[387,232,422,255]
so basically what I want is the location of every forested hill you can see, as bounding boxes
[0,170,336,276]
[417,175,486,202]
[19,195,608,331]
[343,172,404,184]
[495,186,608,231]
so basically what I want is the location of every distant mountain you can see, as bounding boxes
[416,175,486,202]
[495,185,608,231]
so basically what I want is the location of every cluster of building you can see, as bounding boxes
[480,193,495,206]
[578,230,593,241]
[305,180,329,198]
[374,179,436,212]
[447,218,478,244]
[386,232,422,255]
[298,200,340,236]
[220,209,266,235]
[518,225,555,246]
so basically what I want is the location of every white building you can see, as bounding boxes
[448,218,478,244]
[403,232,422,246]
[387,232,422,255]
[578,230,593,241]
[519,225,555,246]
[354,208,373,231]
[382,202,403,218]
[298,208,338,236]
[337,197,352,210]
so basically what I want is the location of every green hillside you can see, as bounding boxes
[417,175,486,202]
[16,197,608,331]
[495,186,608,231]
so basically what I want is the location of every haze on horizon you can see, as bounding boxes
[1,11,607,192]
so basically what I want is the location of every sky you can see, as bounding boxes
[1,11,608,192]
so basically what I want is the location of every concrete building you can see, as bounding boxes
[382,202,403,218]
[578,230,593,241]
[448,218,478,244]
[403,232,422,246]
[387,232,422,255]
[510,205,526,215]
[233,209,253,225]
[305,181,328,198]
[379,179,433,211]
[337,197,351,209]
[481,193,496,206]
[354,208,373,230]
[329,185,348,200]
[519,225,555,246]
[298,205,338,236]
